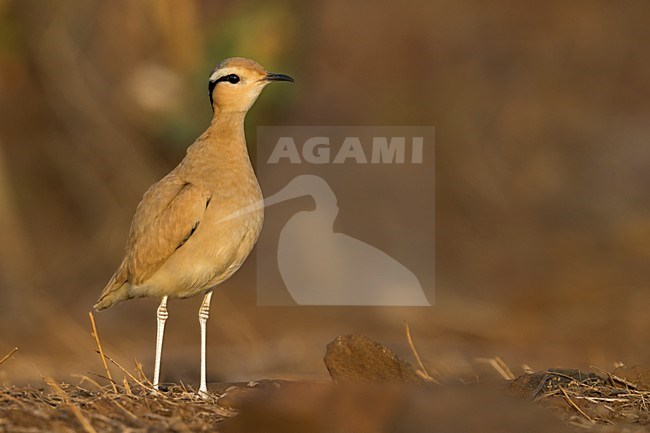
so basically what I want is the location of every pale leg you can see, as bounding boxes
[153,296,169,392]
[198,291,213,395]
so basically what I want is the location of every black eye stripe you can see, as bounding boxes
[208,80,217,108]
[215,74,240,84]
[208,74,241,109]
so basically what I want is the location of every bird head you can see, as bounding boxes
[208,57,293,113]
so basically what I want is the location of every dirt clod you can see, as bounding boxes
[324,335,423,384]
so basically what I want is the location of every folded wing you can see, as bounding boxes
[95,174,211,309]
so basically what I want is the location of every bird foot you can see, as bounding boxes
[196,388,211,400]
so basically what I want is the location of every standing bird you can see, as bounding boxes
[94,58,293,395]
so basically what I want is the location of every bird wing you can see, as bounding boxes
[102,173,211,292]
[95,174,212,310]
[124,174,212,285]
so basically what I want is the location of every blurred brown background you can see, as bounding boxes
[0,0,648,385]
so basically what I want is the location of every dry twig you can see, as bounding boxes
[404,321,439,384]
[44,376,98,433]
[88,312,117,393]
[135,358,152,386]
[102,353,151,392]
[475,357,516,380]
[0,347,18,366]
[559,385,594,423]
[71,373,103,390]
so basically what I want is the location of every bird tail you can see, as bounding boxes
[94,267,131,311]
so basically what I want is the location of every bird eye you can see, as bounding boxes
[213,73,241,86]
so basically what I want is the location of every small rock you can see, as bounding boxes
[324,335,422,384]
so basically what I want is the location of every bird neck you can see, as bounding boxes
[186,109,253,174]
[210,110,249,160]
[209,109,247,134]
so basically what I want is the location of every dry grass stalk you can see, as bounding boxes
[134,358,153,386]
[108,396,139,422]
[102,353,151,393]
[0,347,18,366]
[71,373,103,390]
[475,357,516,380]
[123,376,133,395]
[404,321,440,384]
[559,385,594,423]
[532,368,650,426]
[88,312,117,393]
[591,365,638,390]
[1,380,234,432]
[44,376,98,433]
[494,356,515,380]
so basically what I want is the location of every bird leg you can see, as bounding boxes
[198,290,213,396]
[153,296,169,392]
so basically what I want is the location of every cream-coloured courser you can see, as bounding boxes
[94,57,293,395]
